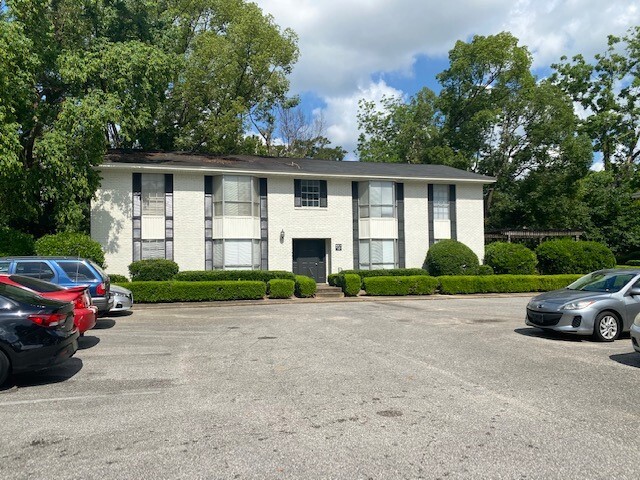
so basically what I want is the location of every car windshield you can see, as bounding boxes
[567,272,637,293]
[0,282,47,303]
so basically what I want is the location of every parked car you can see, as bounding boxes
[0,257,112,315]
[526,269,640,341]
[631,316,640,353]
[0,274,97,334]
[110,284,133,313]
[0,282,79,385]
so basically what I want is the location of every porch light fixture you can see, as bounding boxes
[280,229,285,241]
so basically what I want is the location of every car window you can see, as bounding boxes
[0,261,9,274]
[568,272,636,293]
[14,261,55,281]
[9,274,65,292]
[0,282,48,303]
[57,261,96,282]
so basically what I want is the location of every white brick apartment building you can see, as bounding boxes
[91,151,494,282]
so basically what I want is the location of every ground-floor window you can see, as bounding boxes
[142,239,166,260]
[358,239,397,270]
[212,239,261,270]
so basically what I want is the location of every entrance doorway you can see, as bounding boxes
[292,239,326,283]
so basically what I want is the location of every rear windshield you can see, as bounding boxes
[57,261,97,282]
[0,282,49,304]
[88,260,107,280]
[567,272,637,293]
[9,274,65,293]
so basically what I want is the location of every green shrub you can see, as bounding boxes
[328,273,342,286]
[108,274,129,283]
[475,265,495,275]
[363,276,439,296]
[0,227,35,257]
[294,275,316,298]
[626,260,640,266]
[35,232,105,267]
[425,239,479,276]
[128,259,179,281]
[536,240,615,274]
[339,268,428,279]
[174,270,295,282]
[343,273,362,297]
[484,242,537,275]
[267,279,295,299]
[437,274,582,294]
[125,281,266,302]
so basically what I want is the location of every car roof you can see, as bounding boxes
[0,256,89,261]
[592,269,640,275]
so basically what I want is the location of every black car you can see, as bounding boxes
[0,283,79,385]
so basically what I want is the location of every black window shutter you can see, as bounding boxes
[132,173,142,261]
[449,184,457,240]
[294,179,302,207]
[428,184,435,247]
[396,183,405,268]
[164,174,174,261]
[319,180,327,207]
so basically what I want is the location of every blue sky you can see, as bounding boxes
[255,0,639,162]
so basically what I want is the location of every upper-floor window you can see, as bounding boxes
[142,173,165,216]
[294,179,327,207]
[213,175,259,217]
[359,181,395,218]
[433,184,450,220]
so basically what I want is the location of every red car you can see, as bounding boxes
[0,274,97,334]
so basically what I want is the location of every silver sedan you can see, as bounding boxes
[110,284,133,313]
[526,269,640,341]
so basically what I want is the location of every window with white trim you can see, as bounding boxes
[433,184,450,220]
[212,239,261,270]
[141,239,165,260]
[301,180,321,207]
[359,181,395,218]
[358,239,397,270]
[213,175,259,217]
[142,173,165,216]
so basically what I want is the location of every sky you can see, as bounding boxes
[254,0,639,161]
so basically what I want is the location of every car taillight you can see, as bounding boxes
[96,283,106,295]
[28,313,66,327]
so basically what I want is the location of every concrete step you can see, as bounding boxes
[315,284,344,298]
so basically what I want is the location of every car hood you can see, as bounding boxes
[530,289,611,306]
[110,285,132,295]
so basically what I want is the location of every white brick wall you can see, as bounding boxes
[456,183,486,262]
[173,173,205,271]
[91,169,133,276]
[404,182,429,268]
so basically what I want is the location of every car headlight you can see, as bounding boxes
[634,315,640,326]
[560,300,596,310]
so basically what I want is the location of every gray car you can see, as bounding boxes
[110,285,133,313]
[526,269,640,341]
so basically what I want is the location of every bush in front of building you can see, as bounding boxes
[626,260,640,266]
[0,227,35,257]
[128,259,179,281]
[343,273,362,296]
[294,275,316,298]
[267,279,295,299]
[108,273,129,283]
[174,270,295,282]
[363,275,439,296]
[328,273,342,286]
[535,240,615,274]
[424,239,479,276]
[484,242,537,275]
[35,232,105,267]
[437,274,582,294]
[339,268,428,279]
[125,280,266,302]
[475,265,494,275]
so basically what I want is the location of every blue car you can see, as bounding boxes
[0,257,113,315]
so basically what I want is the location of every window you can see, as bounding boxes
[142,173,165,216]
[213,240,261,270]
[14,261,55,281]
[295,179,327,207]
[359,181,395,218]
[0,262,8,273]
[213,176,259,217]
[433,184,450,220]
[358,240,397,270]
[142,239,166,259]
[57,261,96,282]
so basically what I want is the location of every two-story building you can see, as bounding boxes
[91,151,494,281]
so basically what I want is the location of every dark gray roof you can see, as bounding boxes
[103,150,495,183]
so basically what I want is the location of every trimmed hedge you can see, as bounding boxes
[536,240,615,274]
[437,274,582,295]
[35,232,105,267]
[626,260,640,266]
[328,273,341,286]
[174,270,295,282]
[425,240,479,276]
[343,273,362,297]
[363,275,439,296]
[125,281,266,303]
[476,265,494,275]
[484,242,537,275]
[129,259,179,281]
[108,274,129,283]
[268,279,295,299]
[0,227,35,256]
[295,275,316,298]
[339,268,428,279]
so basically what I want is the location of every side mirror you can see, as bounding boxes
[628,287,640,296]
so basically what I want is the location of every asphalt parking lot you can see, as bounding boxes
[1,295,640,479]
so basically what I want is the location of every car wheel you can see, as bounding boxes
[593,311,620,342]
[0,351,9,386]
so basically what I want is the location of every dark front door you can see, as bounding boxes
[293,239,326,283]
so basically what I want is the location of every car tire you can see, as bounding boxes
[0,350,9,386]
[593,311,620,342]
